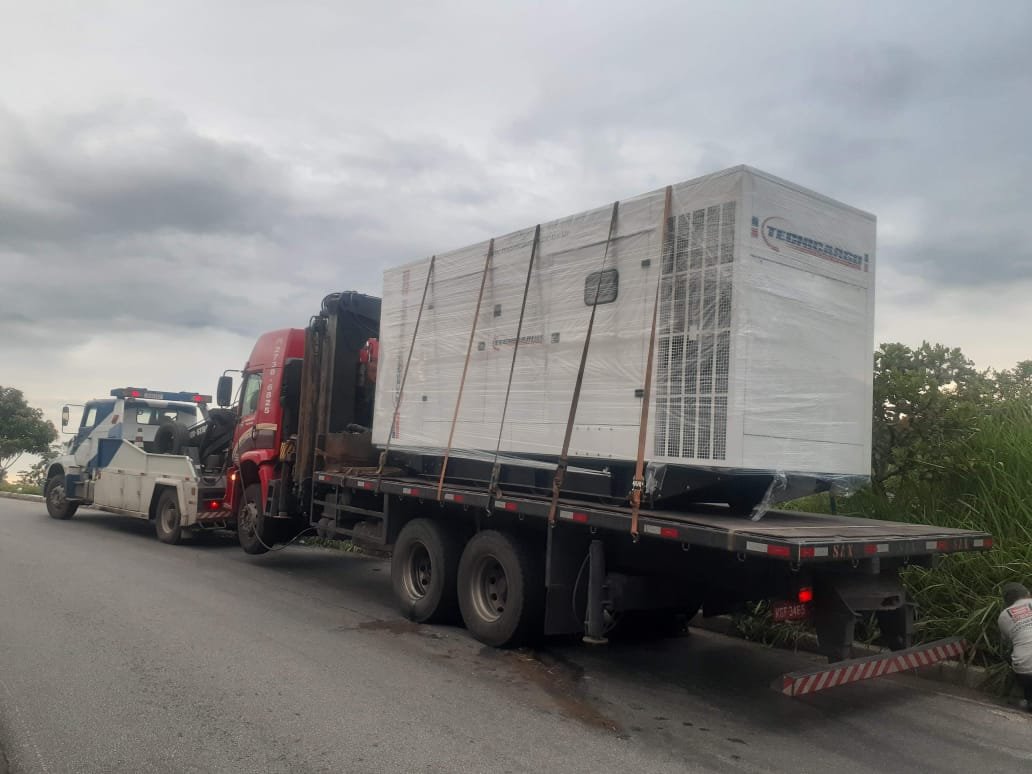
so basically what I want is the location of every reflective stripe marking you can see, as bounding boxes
[876,544,889,553]
[745,541,767,553]
[558,510,589,523]
[643,524,662,536]
[779,638,967,697]
[813,547,829,557]
[926,540,939,550]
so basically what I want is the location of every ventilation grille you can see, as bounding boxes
[654,201,735,460]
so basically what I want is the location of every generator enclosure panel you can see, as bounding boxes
[373,166,875,489]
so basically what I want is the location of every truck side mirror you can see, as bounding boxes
[217,375,233,408]
[61,406,70,429]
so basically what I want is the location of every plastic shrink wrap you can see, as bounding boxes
[372,166,875,511]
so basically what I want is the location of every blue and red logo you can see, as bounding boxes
[752,216,869,272]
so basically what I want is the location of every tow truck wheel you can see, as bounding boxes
[154,489,185,545]
[238,483,270,555]
[45,474,78,520]
[391,519,462,624]
[457,530,544,648]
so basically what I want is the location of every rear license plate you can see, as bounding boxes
[772,601,810,622]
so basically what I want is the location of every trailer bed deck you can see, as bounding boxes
[313,471,992,564]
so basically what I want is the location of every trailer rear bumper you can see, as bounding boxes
[777,637,967,697]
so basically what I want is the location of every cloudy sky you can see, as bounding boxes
[1,0,1030,470]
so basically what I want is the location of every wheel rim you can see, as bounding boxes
[160,500,178,533]
[48,483,66,509]
[240,501,258,538]
[469,554,508,623]
[402,542,432,600]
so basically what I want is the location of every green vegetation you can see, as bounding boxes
[0,480,43,496]
[300,536,363,553]
[739,345,1032,689]
[0,386,57,483]
[851,401,1031,685]
[20,445,61,489]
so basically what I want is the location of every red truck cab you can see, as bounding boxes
[223,328,306,532]
[220,292,382,553]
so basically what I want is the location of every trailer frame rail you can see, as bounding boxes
[313,471,993,564]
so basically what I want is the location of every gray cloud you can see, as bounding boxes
[0,103,530,359]
[0,105,291,245]
[0,106,302,347]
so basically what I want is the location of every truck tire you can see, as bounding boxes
[198,409,236,460]
[457,530,544,648]
[391,519,462,624]
[154,488,186,545]
[45,473,78,520]
[154,422,189,455]
[238,483,270,555]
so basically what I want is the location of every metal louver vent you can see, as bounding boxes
[655,201,734,460]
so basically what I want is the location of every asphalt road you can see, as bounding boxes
[0,498,1028,774]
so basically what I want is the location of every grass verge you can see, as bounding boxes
[739,403,1032,694]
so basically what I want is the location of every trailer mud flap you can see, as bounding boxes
[776,637,966,697]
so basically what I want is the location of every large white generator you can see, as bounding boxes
[372,166,875,496]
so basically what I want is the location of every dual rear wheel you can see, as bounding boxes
[391,520,544,647]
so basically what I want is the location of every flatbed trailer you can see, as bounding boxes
[303,467,991,661]
[218,291,993,669]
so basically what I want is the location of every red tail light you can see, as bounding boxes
[797,587,814,604]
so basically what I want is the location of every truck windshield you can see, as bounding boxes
[81,401,115,430]
[127,404,198,426]
[241,372,263,417]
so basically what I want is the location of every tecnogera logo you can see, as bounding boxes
[752,216,869,272]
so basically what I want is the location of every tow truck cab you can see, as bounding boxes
[45,388,211,516]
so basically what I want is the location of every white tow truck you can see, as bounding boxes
[44,387,236,543]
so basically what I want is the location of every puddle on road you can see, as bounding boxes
[488,648,621,734]
[353,619,444,638]
[341,619,619,733]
